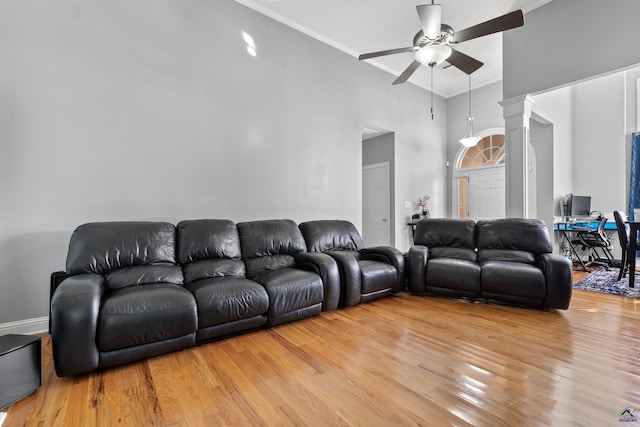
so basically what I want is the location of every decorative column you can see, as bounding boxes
[499,94,535,218]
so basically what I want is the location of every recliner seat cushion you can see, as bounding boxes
[425,258,481,295]
[253,268,324,317]
[480,260,546,299]
[359,260,397,294]
[185,276,269,328]
[98,283,197,352]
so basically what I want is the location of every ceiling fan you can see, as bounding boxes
[358,2,524,85]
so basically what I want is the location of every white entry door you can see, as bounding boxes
[468,165,505,220]
[362,162,390,246]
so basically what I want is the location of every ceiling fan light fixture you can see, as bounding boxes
[414,44,452,66]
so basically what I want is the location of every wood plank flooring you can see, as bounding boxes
[4,272,640,426]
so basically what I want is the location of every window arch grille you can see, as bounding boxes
[458,134,505,169]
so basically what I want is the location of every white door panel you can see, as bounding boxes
[362,163,390,246]
[468,166,505,220]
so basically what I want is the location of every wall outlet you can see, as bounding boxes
[404,201,412,208]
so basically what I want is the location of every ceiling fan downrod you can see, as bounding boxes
[430,64,435,120]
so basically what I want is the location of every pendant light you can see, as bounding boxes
[459,74,481,147]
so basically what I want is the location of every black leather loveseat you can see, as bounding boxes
[50,218,402,377]
[407,218,572,309]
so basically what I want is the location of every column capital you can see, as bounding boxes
[499,94,536,121]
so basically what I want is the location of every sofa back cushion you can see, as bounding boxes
[67,222,177,274]
[476,218,552,255]
[237,219,307,278]
[298,220,364,252]
[414,219,477,261]
[66,221,182,291]
[104,265,184,291]
[177,219,245,283]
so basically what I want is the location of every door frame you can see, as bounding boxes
[451,127,505,218]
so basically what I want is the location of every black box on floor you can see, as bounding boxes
[0,334,41,410]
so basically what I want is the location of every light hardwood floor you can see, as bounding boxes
[4,272,640,426]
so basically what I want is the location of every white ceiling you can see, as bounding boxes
[233,0,551,98]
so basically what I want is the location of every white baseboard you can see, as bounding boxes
[0,317,49,336]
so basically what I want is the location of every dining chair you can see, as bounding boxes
[613,210,640,280]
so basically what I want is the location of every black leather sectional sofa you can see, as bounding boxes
[50,219,404,377]
[50,217,572,377]
[407,218,573,309]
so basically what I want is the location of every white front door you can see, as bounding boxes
[362,162,390,246]
[468,165,506,220]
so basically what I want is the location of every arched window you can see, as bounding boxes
[459,134,505,169]
[453,132,505,219]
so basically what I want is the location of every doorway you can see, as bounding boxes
[362,130,394,246]
[453,130,506,220]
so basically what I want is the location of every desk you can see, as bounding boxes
[553,221,618,270]
[627,221,640,287]
[407,219,420,240]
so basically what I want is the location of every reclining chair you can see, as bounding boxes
[298,220,405,307]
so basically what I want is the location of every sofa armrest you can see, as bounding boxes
[295,252,340,311]
[407,245,429,293]
[359,246,406,293]
[50,274,105,377]
[49,271,72,333]
[326,250,362,307]
[538,253,572,309]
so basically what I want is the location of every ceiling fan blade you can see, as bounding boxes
[446,48,484,75]
[392,60,422,85]
[416,4,442,40]
[358,46,416,60]
[450,10,524,43]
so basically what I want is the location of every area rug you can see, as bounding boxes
[573,268,640,298]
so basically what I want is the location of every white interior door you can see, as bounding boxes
[468,165,506,220]
[362,162,390,246]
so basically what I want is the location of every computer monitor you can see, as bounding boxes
[566,193,591,218]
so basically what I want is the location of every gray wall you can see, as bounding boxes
[362,133,395,245]
[0,0,446,328]
[534,69,636,219]
[504,0,640,99]
[571,73,627,213]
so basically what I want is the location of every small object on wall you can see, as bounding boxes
[0,335,41,410]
